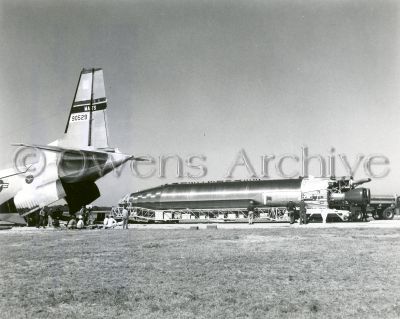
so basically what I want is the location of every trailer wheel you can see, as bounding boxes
[372,212,380,220]
[351,208,363,222]
[382,208,394,220]
[354,211,363,222]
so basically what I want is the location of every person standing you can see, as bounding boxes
[103,215,109,229]
[286,201,296,224]
[79,206,88,225]
[85,206,92,225]
[247,200,255,225]
[37,206,46,228]
[299,200,307,225]
[362,206,369,222]
[122,206,130,230]
[47,208,53,227]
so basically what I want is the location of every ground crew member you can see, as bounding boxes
[362,206,369,222]
[77,216,84,229]
[106,215,117,229]
[47,209,53,227]
[79,206,88,225]
[286,201,296,224]
[53,218,60,228]
[299,200,307,225]
[103,215,109,229]
[52,208,61,228]
[85,206,92,225]
[247,200,255,225]
[37,206,46,228]
[122,206,130,230]
[67,216,77,229]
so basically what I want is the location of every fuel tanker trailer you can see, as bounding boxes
[367,194,400,220]
[120,177,371,222]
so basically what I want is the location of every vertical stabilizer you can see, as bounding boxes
[59,68,110,149]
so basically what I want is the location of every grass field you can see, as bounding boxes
[1,227,400,318]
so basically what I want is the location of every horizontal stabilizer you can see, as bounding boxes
[131,157,149,162]
[12,143,147,161]
[12,143,108,156]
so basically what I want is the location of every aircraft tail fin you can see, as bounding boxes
[58,68,110,149]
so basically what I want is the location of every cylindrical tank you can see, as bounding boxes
[128,179,303,210]
[369,195,396,205]
[330,188,370,206]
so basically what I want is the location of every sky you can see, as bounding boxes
[0,0,399,205]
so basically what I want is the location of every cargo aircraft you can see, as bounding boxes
[0,68,142,224]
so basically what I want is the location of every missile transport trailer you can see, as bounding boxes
[119,177,371,223]
[368,195,400,220]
